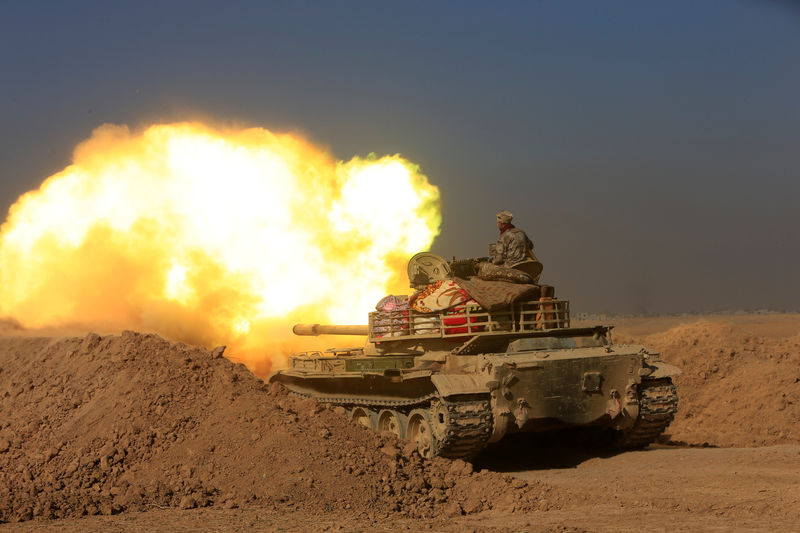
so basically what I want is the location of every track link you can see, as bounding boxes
[288,390,437,409]
[614,377,678,449]
[434,398,493,460]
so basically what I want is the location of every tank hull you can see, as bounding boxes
[269,328,680,459]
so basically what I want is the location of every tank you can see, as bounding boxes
[269,253,680,459]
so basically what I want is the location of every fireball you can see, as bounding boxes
[0,122,441,373]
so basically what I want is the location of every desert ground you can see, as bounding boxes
[1,313,799,532]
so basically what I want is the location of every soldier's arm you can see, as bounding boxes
[490,241,505,264]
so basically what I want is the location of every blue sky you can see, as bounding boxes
[1,1,798,314]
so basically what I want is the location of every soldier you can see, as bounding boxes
[488,210,542,283]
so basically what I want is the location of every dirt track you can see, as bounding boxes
[1,313,799,532]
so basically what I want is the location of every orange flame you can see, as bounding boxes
[0,122,440,374]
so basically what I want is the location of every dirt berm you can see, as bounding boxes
[0,331,560,523]
[620,321,800,447]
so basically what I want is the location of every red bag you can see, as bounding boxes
[443,300,484,336]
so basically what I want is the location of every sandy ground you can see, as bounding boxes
[2,313,799,532]
[499,443,800,533]
[5,445,798,532]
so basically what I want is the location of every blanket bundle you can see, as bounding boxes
[371,276,541,339]
[372,295,410,336]
[410,280,471,313]
[452,277,540,311]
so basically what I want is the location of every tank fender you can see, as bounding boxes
[431,374,490,397]
[646,360,682,379]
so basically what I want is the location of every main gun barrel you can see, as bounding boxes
[292,324,370,336]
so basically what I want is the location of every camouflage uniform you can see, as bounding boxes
[491,227,534,268]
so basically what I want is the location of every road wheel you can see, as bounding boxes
[377,409,405,438]
[407,409,437,458]
[429,400,450,442]
[350,407,374,430]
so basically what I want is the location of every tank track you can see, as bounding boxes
[288,391,492,459]
[434,398,493,460]
[613,377,678,449]
[287,390,438,409]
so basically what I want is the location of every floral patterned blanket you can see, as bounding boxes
[410,280,472,313]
